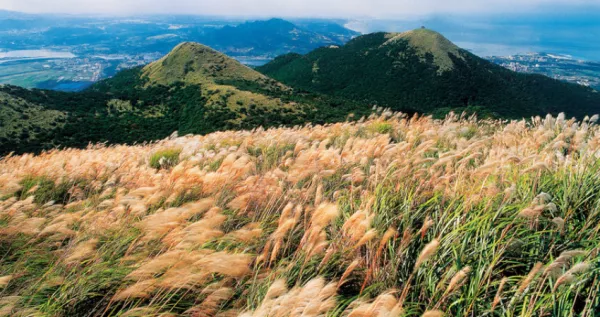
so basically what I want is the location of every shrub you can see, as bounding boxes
[18,175,71,204]
[149,148,181,169]
[366,121,393,134]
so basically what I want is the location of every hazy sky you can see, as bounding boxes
[2,0,599,17]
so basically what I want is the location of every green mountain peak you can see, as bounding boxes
[143,42,269,86]
[139,42,298,125]
[382,28,464,72]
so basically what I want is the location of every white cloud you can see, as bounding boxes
[1,0,598,17]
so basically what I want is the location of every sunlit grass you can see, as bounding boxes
[0,111,599,316]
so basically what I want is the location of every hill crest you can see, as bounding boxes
[142,42,270,86]
[382,28,465,72]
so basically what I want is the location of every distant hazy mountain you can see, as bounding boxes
[0,12,357,57]
[202,18,359,57]
[258,28,600,118]
[292,20,360,43]
[0,13,359,90]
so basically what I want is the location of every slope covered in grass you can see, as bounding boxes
[1,111,599,316]
[140,42,307,126]
[143,42,279,87]
[382,29,464,72]
[0,87,66,152]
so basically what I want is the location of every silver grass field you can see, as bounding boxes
[0,110,599,316]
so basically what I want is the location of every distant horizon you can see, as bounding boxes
[2,0,600,19]
[1,8,600,61]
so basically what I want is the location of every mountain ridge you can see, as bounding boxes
[137,41,304,127]
[142,42,280,89]
[2,29,600,156]
[382,29,464,72]
[202,18,358,58]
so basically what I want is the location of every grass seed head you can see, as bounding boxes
[415,239,440,270]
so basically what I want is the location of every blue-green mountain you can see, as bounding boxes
[258,29,600,118]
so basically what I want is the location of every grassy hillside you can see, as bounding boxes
[0,111,599,316]
[0,87,66,153]
[0,70,202,155]
[258,29,600,119]
[140,42,306,127]
[382,29,464,72]
[142,42,277,86]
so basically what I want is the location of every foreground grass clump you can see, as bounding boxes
[149,148,182,169]
[1,111,600,316]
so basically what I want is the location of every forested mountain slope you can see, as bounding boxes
[259,29,600,118]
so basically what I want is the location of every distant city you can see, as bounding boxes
[0,51,163,91]
[487,53,600,90]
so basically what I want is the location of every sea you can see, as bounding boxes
[345,10,600,61]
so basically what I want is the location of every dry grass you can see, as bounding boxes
[0,111,599,316]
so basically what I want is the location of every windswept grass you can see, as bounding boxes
[0,111,599,316]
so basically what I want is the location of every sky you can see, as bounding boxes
[1,0,600,18]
